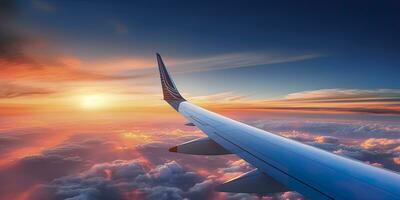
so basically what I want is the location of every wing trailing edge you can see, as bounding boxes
[216,169,289,195]
[169,136,231,155]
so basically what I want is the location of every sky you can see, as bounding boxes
[0,0,399,200]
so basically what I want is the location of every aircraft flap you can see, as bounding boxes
[169,137,231,155]
[216,169,289,195]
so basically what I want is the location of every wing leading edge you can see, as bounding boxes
[156,53,400,199]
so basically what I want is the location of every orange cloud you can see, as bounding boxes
[0,82,54,98]
[0,57,145,82]
[361,138,400,150]
[393,157,400,165]
[194,89,400,116]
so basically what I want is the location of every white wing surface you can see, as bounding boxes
[156,53,400,200]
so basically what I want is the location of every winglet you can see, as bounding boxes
[157,53,185,109]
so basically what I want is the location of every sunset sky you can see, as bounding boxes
[0,1,399,200]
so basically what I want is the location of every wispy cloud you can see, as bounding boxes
[189,92,250,104]
[0,82,54,98]
[170,52,321,73]
[268,107,400,115]
[108,20,128,35]
[31,0,55,12]
[285,89,400,103]
[107,52,321,76]
[109,52,321,81]
[191,89,400,116]
[0,53,145,82]
[0,8,139,83]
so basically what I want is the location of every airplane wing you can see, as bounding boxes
[156,53,400,200]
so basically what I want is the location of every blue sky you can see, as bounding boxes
[14,0,400,99]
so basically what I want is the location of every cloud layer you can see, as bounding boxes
[0,113,398,200]
[30,160,215,200]
[194,89,400,116]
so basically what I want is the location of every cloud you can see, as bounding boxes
[333,145,399,171]
[189,92,250,105]
[31,0,55,12]
[311,137,399,171]
[170,52,321,73]
[284,89,400,102]
[0,82,55,98]
[266,89,400,115]
[29,160,216,200]
[249,106,400,115]
[0,55,147,82]
[0,135,131,199]
[225,191,304,200]
[218,159,253,173]
[0,153,85,199]
[360,138,400,151]
[320,140,398,171]
[314,136,339,144]
[109,20,128,34]
[270,89,400,115]
[333,148,365,159]
[190,89,400,116]
[278,192,304,200]
[125,134,305,199]
[365,161,383,168]
[0,3,141,83]
[225,193,261,200]
[0,128,50,156]
[250,119,400,173]
[111,52,320,80]
[393,157,400,165]
[1,122,398,200]
[0,130,229,199]
[252,120,400,138]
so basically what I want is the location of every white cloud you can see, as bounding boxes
[170,52,321,73]
[285,89,400,101]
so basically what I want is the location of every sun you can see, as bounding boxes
[81,95,106,109]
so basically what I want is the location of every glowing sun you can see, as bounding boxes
[81,95,106,109]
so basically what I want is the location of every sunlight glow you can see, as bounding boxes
[81,95,107,109]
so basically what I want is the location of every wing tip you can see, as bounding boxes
[156,53,185,102]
